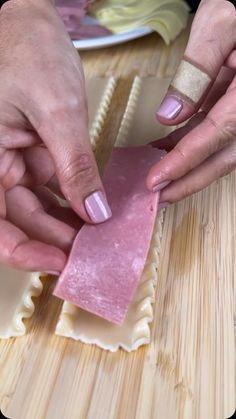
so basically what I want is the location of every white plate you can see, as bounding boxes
[72,26,153,50]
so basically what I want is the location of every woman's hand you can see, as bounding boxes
[147,0,236,204]
[0,0,111,272]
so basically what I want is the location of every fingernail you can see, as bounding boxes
[152,180,170,193]
[156,96,183,119]
[158,202,169,211]
[85,190,112,223]
[45,271,60,276]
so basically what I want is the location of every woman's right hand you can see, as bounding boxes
[0,0,111,272]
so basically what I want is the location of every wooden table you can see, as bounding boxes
[0,24,235,419]
[81,23,189,79]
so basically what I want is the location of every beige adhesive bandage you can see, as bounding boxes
[171,59,212,103]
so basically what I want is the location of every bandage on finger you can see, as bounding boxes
[170,59,212,104]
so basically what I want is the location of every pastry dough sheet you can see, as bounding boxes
[0,266,43,339]
[56,212,164,351]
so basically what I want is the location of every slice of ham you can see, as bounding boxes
[56,0,97,23]
[53,146,165,325]
[55,0,111,40]
[66,23,111,40]
[55,0,96,13]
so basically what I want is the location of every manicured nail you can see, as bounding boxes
[156,96,183,119]
[85,190,112,223]
[45,271,60,276]
[152,180,170,193]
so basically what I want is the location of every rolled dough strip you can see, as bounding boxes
[116,76,172,147]
[86,77,117,146]
[53,146,165,324]
[0,267,43,339]
[55,211,164,351]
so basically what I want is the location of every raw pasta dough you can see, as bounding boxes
[0,266,43,339]
[55,77,172,350]
[56,212,164,351]
[86,77,116,145]
[53,146,165,324]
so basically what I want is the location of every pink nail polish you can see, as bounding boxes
[85,190,112,223]
[152,180,170,193]
[156,96,183,119]
[45,271,60,276]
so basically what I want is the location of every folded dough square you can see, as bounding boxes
[53,146,165,324]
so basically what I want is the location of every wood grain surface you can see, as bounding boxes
[0,24,235,419]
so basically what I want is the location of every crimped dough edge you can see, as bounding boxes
[55,210,164,352]
[0,273,43,339]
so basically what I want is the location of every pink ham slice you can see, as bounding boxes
[55,0,96,13]
[66,23,111,40]
[53,146,165,325]
[55,0,111,40]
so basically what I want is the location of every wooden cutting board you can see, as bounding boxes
[0,73,235,419]
[0,22,235,417]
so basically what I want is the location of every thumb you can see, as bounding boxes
[156,0,236,125]
[37,102,112,224]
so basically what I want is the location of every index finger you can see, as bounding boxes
[156,0,236,124]
[147,76,236,192]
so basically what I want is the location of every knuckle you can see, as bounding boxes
[38,94,88,132]
[61,152,96,188]
[200,0,235,18]
[205,115,236,149]
[198,1,236,51]
[221,1,236,19]
[219,2,236,37]
[0,1,14,15]
[220,144,236,177]
[181,183,196,200]
[47,94,87,117]
[219,164,234,178]
[172,145,191,172]
[0,0,24,21]
[211,1,235,24]
[174,144,187,160]
[65,93,87,115]
[0,150,25,189]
